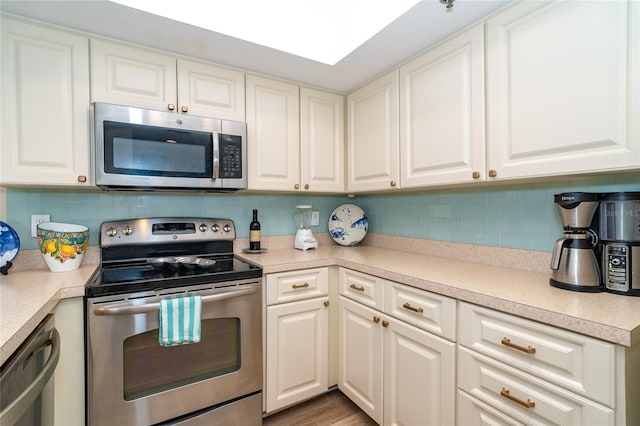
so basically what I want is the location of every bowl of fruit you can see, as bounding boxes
[37,222,89,272]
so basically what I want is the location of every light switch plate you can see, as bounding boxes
[311,211,320,227]
[31,214,50,237]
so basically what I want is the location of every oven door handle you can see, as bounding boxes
[93,286,257,316]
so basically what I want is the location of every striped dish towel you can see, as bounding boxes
[158,295,202,347]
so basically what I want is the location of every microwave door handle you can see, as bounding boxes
[213,132,220,179]
[93,286,257,316]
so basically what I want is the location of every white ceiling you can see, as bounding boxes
[0,0,513,93]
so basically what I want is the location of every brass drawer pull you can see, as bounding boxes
[500,387,535,408]
[382,320,389,328]
[501,337,536,354]
[373,316,380,324]
[324,300,329,307]
[402,302,423,313]
[292,282,310,289]
[349,283,365,292]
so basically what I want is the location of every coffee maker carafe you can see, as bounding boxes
[550,192,602,292]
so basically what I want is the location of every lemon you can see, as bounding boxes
[45,241,57,253]
[60,245,75,257]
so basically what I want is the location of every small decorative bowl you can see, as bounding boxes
[37,222,89,272]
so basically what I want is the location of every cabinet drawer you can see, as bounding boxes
[458,302,615,407]
[266,268,328,305]
[384,281,456,341]
[458,390,525,426]
[338,268,384,310]
[458,347,614,425]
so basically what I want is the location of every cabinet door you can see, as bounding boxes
[300,88,345,192]
[347,70,400,192]
[265,297,329,413]
[486,0,640,179]
[383,318,456,426]
[1,18,90,186]
[90,39,177,111]
[338,296,383,424]
[177,59,245,121]
[400,24,485,187]
[246,75,300,191]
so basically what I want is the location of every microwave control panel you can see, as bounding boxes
[219,134,242,179]
[604,244,629,291]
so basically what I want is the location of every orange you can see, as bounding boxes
[60,245,75,257]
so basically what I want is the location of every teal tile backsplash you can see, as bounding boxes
[5,173,639,251]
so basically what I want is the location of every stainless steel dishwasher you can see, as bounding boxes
[0,314,59,426]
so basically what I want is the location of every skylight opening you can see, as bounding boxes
[110,0,421,65]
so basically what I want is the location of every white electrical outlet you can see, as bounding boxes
[31,214,50,237]
[311,211,320,227]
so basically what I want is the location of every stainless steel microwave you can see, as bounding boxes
[94,103,247,191]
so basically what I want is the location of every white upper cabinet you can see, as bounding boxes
[90,39,245,120]
[486,0,640,179]
[1,17,91,186]
[347,70,400,192]
[90,39,176,111]
[399,24,486,187]
[300,88,345,192]
[246,74,300,191]
[177,59,245,121]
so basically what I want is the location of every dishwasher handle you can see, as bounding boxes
[0,328,60,426]
[93,286,257,316]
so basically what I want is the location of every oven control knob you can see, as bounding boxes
[199,223,208,232]
[123,225,134,236]
[223,224,232,233]
[211,224,220,233]
[106,226,118,237]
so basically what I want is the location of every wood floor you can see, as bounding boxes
[262,390,377,426]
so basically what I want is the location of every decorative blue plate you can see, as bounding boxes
[0,221,20,269]
[328,204,368,246]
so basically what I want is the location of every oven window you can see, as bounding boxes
[122,317,240,400]
[104,121,212,178]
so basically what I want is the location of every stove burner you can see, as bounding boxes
[86,217,263,298]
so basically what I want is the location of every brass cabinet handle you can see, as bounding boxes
[324,300,329,307]
[294,184,300,190]
[390,181,397,187]
[349,283,365,292]
[373,316,380,324]
[472,171,480,179]
[488,169,497,178]
[167,104,175,111]
[292,282,310,289]
[181,105,189,113]
[304,184,309,190]
[402,302,423,313]
[500,387,535,408]
[382,320,389,328]
[501,337,536,354]
[77,175,87,183]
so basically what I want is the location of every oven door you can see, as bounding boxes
[86,280,262,425]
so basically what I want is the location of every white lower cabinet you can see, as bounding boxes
[338,296,384,423]
[457,302,639,425]
[265,268,330,413]
[338,268,456,426]
[53,298,85,426]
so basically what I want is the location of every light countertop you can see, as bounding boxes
[3,243,640,364]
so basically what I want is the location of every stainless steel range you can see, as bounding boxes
[85,217,263,425]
